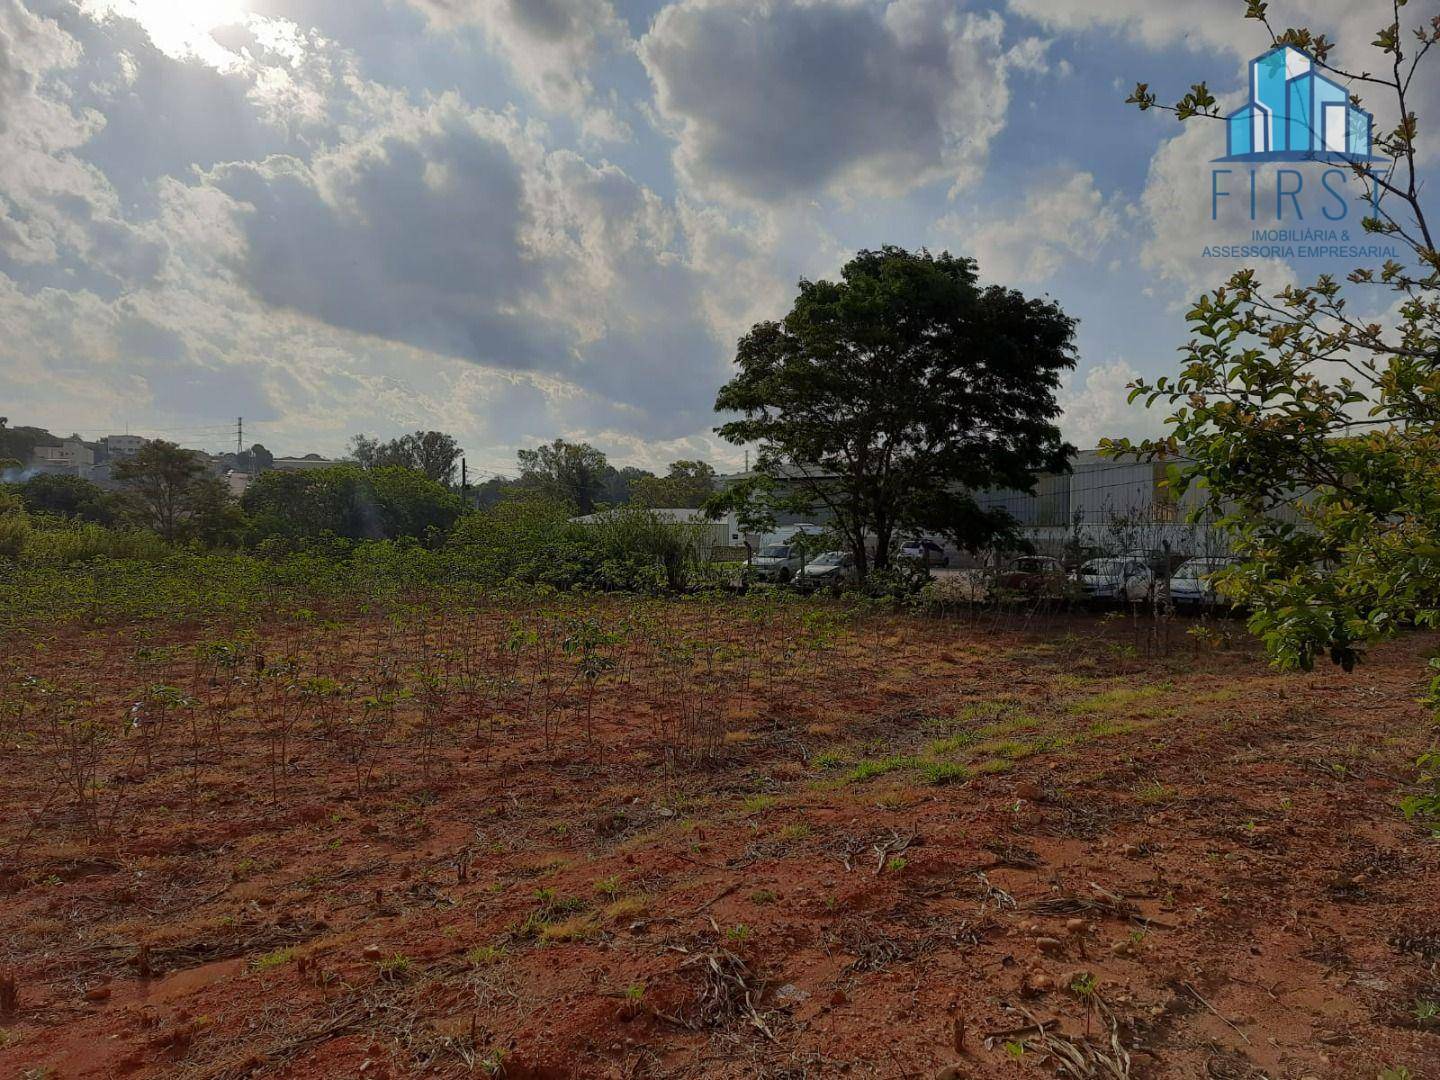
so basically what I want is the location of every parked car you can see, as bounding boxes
[1117,547,1188,575]
[1075,557,1158,604]
[1169,556,1237,609]
[898,538,950,568]
[746,544,805,583]
[1062,545,1110,572]
[796,550,858,589]
[996,556,1071,599]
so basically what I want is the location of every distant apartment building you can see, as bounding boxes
[31,440,95,476]
[101,434,148,461]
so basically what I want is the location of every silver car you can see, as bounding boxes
[1075,557,1157,604]
[797,550,858,589]
[1169,557,1236,608]
[747,544,804,583]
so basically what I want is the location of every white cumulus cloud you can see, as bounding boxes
[938,170,1120,284]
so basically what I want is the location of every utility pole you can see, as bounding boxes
[461,457,469,502]
[236,417,243,459]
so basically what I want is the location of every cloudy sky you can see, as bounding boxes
[0,0,1428,474]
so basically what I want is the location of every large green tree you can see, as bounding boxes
[713,246,1077,576]
[517,439,611,514]
[113,440,234,543]
[349,430,463,485]
[235,443,274,475]
[630,460,716,509]
[600,465,655,507]
[1117,4,1440,820]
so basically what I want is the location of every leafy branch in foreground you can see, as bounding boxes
[1114,0,1440,827]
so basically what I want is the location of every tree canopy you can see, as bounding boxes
[631,460,717,509]
[516,439,612,514]
[113,440,235,543]
[349,430,463,485]
[236,443,274,475]
[713,246,1077,574]
[17,473,114,523]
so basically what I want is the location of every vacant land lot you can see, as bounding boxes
[1,597,1437,1079]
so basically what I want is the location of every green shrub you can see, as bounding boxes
[242,465,462,545]
[861,562,931,599]
[448,499,713,593]
[0,510,31,560]
[576,506,713,592]
[22,522,169,565]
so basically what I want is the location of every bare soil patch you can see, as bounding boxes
[1,602,1437,1078]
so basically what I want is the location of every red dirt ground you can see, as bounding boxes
[1,604,1438,1079]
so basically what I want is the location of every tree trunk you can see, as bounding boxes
[852,539,868,581]
[873,517,892,571]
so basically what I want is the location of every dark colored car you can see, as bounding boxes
[996,556,1071,598]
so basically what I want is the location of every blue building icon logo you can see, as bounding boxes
[1222,46,1380,162]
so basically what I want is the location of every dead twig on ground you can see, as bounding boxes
[658,941,775,1042]
[975,870,1016,913]
[984,839,1044,869]
[1182,981,1250,1045]
[873,830,916,875]
[837,835,867,872]
[1009,999,1132,1079]
[684,881,741,917]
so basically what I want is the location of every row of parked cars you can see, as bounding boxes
[993,554,1237,608]
[746,545,849,586]
[746,542,1238,608]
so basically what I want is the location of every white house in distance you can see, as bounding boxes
[101,434,148,461]
[31,439,95,476]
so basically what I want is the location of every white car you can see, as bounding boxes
[898,539,950,568]
[747,544,805,583]
[1169,557,1236,608]
[797,550,858,589]
[1075,558,1158,604]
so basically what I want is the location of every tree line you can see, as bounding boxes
[4,245,1081,568]
[2,429,720,548]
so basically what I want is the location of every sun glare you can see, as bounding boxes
[83,0,251,68]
